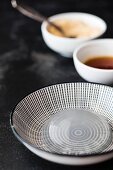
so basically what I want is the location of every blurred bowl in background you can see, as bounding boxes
[73,39,113,84]
[41,12,107,57]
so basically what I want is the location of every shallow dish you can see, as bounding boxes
[41,12,107,57]
[11,83,113,165]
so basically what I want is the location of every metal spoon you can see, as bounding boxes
[11,0,73,38]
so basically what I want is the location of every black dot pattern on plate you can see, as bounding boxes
[12,83,113,156]
[41,109,112,155]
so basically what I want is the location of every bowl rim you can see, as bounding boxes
[41,12,107,41]
[73,38,113,72]
[10,82,113,158]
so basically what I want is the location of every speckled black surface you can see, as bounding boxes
[1,0,113,169]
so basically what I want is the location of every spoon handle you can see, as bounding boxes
[11,0,46,22]
[11,0,64,34]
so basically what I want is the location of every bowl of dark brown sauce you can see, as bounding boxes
[73,39,113,84]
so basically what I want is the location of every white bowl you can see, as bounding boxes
[11,83,113,165]
[73,39,113,84]
[41,12,107,57]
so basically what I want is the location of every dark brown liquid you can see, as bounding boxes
[84,56,113,69]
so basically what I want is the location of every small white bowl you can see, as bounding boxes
[73,39,113,84]
[41,12,107,57]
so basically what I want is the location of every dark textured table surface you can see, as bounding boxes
[1,0,113,169]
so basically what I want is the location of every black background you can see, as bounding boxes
[1,0,113,169]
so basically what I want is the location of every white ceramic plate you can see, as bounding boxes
[11,83,113,165]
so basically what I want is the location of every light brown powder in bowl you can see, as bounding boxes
[47,19,101,38]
